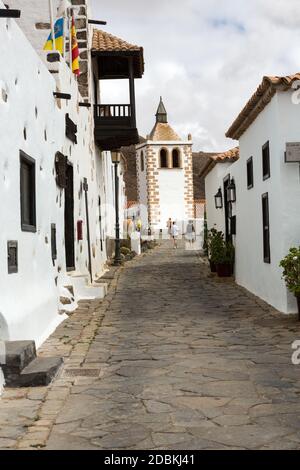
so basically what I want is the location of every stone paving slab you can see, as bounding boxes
[0,241,300,449]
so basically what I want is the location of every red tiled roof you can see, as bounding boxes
[226,74,300,140]
[198,147,239,178]
[92,29,142,53]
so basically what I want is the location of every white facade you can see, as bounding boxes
[205,89,300,314]
[136,99,194,233]
[136,141,194,232]
[0,0,127,360]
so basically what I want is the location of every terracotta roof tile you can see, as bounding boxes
[211,146,240,162]
[198,147,239,178]
[226,74,300,140]
[92,29,142,53]
[149,122,181,141]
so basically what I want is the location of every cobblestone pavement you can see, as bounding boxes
[1,241,300,450]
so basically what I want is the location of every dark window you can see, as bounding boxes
[230,216,236,236]
[140,151,144,172]
[65,114,78,144]
[7,241,18,274]
[247,157,254,189]
[20,151,36,232]
[262,141,270,180]
[160,149,168,168]
[51,224,57,262]
[172,149,180,168]
[262,193,271,263]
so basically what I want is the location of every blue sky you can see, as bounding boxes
[91,0,300,151]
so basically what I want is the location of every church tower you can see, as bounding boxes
[136,98,194,231]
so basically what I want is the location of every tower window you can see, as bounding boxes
[160,149,168,168]
[172,149,180,168]
[140,151,144,172]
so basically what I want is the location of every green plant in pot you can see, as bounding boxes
[209,229,225,273]
[215,240,235,278]
[280,247,300,320]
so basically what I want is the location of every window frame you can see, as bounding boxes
[159,148,168,168]
[262,141,270,181]
[172,148,180,169]
[247,156,254,189]
[20,150,36,233]
[262,192,271,264]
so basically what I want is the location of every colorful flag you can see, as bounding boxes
[43,17,64,54]
[71,15,80,76]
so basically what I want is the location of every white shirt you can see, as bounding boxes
[171,224,179,237]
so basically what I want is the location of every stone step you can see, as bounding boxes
[1,341,63,388]
[16,357,63,387]
[1,341,37,385]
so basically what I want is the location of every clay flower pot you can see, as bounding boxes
[216,263,232,278]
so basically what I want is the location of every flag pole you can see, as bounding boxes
[48,0,56,50]
[69,10,73,69]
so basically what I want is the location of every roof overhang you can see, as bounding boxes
[91,29,144,79]
[226,74,300,140]
[198,147,239,178]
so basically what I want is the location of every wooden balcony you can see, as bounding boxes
[94,104,139,150]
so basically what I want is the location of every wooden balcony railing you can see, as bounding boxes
[94,103,138,150]
[94,104,132,120]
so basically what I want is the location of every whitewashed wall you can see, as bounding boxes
[205,90,300,314]
[0,0,124,351]
[205,162,232,234]
[0,10,66,346]
[136,147,149,229]
[158,167,185,229]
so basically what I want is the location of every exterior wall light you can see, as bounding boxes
[214,188,223,209]
[227,179,236,203]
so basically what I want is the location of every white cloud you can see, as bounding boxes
[91,0,300,151]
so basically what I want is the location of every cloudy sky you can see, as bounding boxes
[91,0,300,151]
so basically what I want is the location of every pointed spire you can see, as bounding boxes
[155,96,168,123]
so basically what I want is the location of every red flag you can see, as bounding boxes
[71,14,80,76]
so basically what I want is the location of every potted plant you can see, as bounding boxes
[215,241,235,278]
[207,228,224,273]
[209,229,225,273]
[280,247,300,320]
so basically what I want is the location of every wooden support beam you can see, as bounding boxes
[0,8,21,18]
[88,19,107,25]
[53,92,71,100]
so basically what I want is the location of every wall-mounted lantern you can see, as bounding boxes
[227,179,236,203]
[214,188,223,209]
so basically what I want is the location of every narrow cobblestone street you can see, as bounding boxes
[1,242,300,450]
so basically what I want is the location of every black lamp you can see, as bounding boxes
[227,179,236,203]
[214,188,223,209]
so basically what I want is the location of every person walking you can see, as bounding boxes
[171,221,179,249]
[185,220,196,246]
[167,218,172,237]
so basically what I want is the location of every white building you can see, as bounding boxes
[136,98,194,233]
[0,0,144,390]
[202,74,300,314]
